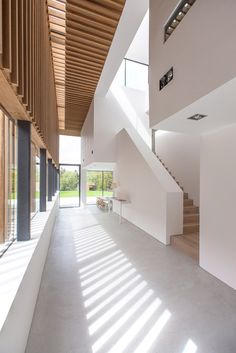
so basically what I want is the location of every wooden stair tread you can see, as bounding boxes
[184,205,197,209]
[184,213,199,217]
[184,214,199,224]
[184,206,199,214]
[183,223,199,234]
[184,222,199,227]
[170,234,199,260]
[184,199,193,206]
[186,233,199,243]
[172,233,199,245]
[155,153,199,261]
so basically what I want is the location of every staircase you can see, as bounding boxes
[155,154,199,261]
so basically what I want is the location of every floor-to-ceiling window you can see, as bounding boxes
[59,164,80,208]
[31,143,40,218]
[0,109,17,255]
[114,58,148,91]
[86,171,113,204]
[59,134,81,208]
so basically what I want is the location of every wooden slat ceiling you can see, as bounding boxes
[47,0,125,136]
[48,0,66,131]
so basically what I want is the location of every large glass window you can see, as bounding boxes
[31,143,40,218]
[125,59,148,90]
[113,58,148,91]
[59,164,80,208]
[86,171,113,204]
[0,110,17,254]
[59,135,81,208]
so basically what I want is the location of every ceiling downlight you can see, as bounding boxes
[187,114,207,121]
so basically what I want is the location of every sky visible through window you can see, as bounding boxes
[59,135,81,164]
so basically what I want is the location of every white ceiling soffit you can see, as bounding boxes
[83,162,116,171]
[95,0,149,97]
[153,77,236,136]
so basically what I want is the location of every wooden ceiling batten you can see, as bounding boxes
[65,0,125,134]
[1,0,59,163]
[67,13,115,34]
[66,19,114,40]
[47,0,66,130]
[48,0,125,135]
[67,3,118,26]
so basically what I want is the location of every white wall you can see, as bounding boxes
[200,124,236,290]
[93,87,151,161]
[149,0,236,127]
[126,10,149,65]
[81,86,150,206]
[114,128,183,244]
[81,101,95,206]
[155,130,200,206]
[110,85,151,147]
[81,168,87,207]
[81,101,94,167]
[93,92,128,163]
[81,87,151,169]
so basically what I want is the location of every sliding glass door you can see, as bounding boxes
[59,164,80,208]
[86,171,113,204]
[31,143,40,218]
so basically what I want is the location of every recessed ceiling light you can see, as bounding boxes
[164,0,196,42]
[187,114,207,121]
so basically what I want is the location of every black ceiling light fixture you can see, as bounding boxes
[164,0,196,42]
[159,67,174,90]
[187,114,207,121]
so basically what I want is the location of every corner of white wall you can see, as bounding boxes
[166,191,183,244]
[199,125,236,290]
[81,100,95,168]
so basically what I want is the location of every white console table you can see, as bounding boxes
[111,197,127,224]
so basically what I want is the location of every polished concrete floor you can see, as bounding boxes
[26,207,236,353]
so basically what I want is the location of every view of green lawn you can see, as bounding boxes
[60,190,79,198]
[59,169,113,199]
[90,190,113,197]
[59,190,113,198]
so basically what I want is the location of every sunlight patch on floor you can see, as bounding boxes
[74,223,197,353]
[182,339,198,353]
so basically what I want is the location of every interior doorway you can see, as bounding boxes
[86,170,113,204]
[59,164,81,208]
